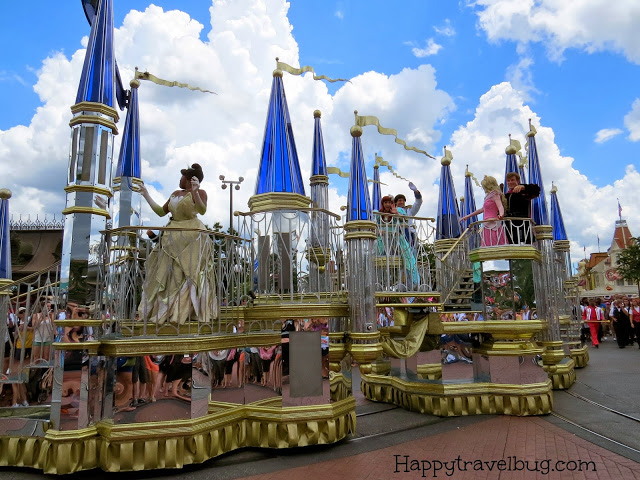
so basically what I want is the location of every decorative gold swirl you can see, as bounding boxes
[465,165,482,188]
[327,166,385,184]
[374,154,410,182]
[277,60,350,83]
[134,68,217,94]
[355,114,435,159]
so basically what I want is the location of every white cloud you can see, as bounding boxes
[1,0,637,266]
[434,19,456,37]
[594,128,623,144]
[0,0,453,233]
[410,39,443,58]
[505,55,537,101]
[470,0,640,64]
[334,10,344,20]
[624,98,640,141]
[447,82,640,260]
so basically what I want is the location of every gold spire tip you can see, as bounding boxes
[0,188,12,200]
[314,109,321,118]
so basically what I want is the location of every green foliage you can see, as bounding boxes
[616,238,640,294]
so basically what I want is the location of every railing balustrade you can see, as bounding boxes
[372,212,436,293]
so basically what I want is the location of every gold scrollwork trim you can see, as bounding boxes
[1,398,355,474]
[54,319,103,327]
[248,192,311,213]
[53,341,100,355]
[543,358,576,390]
[361,374,553,416]
[344,220,376,232]
[62,206,111,219]
[98,332,282,356]
[71,101,119,121]
[569,346,589,368]
[309,175,329,185]
[469,246,541,263]
[245,303,348,321]
[441,320,545,336]
[64,184,113,198]
[434,238,458,254]
[69,114,118,134]
[553,240,570,252]
[533,225,553,240]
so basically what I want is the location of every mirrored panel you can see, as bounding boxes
[208,348,244,405]
[440,331,473,381]
[243,341,282,404]
[282,319,329,406]
[112,354,191,424]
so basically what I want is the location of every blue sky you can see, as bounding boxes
[0,0,638,258]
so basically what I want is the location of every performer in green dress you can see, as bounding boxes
[138,164,217,325]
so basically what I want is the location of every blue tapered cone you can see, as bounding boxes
[116,86,141,179]
[255,75,305,196]
[550,190,568,241]
[76,0,115,107]
[0,198,11,280]
[527,134,549,226]
[347,135,372,221]
[436,164,461,239]
[371,167,381,212]
[461,175,478,230]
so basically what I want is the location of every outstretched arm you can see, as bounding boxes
[138,184,169,217]
[460,207,484,222]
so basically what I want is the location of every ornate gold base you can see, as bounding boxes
[0,398,355,474]
[570,346,589,368]
[544,357,576,390]
[416,363,442,380]
[361,374,552,416]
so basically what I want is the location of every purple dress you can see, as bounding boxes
[481,191,507,247]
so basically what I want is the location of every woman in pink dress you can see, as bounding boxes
[460,176,507,247]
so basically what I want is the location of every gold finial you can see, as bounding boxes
[373,164,379,169]
[460,196,465,203]
[0,188,12,200]
[527,119,537,137]
[441,146,452,166]
[314,109,321,118]
[505,134,517,154]
[350,124,363,137]
[465,164,471,177]
[130,78,140,89]
[550,181,557,194]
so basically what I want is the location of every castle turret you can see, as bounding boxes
[61,0,119,305]
[344,115,380,373]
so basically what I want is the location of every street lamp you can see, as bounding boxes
[219,175,244,232]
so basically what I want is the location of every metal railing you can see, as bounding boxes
[237,208,346,303]
[466,217,536,249]
[372,212,436,293]
[96,226,251,337]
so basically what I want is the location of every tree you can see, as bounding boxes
[616,237,640,296]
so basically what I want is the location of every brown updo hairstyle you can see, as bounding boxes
[181,163,204,182]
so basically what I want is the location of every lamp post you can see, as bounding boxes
[219,175,244,233]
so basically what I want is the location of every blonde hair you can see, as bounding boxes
[481,176,507,209]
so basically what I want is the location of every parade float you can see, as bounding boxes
[0,0,586,473]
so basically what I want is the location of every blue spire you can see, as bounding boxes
[371,164,381,212]
[254,71,305,196]
[503,136,519,193]
[76,0,115,107]
[0,190,12,280]
[527,122,549,226]
[347,125,372,221]
[436,148,461,239]
[311,110,327,177]
[115,80,141,178]
[461,168,478,230]
[550,185,567,241]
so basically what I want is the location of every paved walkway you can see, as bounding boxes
[242,415,640,480]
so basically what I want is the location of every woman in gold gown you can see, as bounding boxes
[138,164,217,325]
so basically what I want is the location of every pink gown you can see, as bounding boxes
[481,191,507,247]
